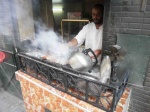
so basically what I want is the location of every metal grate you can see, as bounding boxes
[16,53,129,112]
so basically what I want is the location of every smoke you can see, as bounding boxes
[31,24,76,64]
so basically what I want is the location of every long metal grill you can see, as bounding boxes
[16,53,129,112]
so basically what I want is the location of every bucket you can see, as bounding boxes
[0,51,5,63]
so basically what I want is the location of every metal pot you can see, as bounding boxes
[69,48,98,72]
[99,55,111,84]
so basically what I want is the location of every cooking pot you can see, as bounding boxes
[69,48,98,72]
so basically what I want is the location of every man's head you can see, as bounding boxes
[92,4,104,25]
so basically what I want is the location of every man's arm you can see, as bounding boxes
[69,38,102,57]
[94,49,102,57]
[68,38,78,47]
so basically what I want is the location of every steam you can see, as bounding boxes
[32,28,73,64]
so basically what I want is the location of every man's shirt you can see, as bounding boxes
[75,22,103,51]
[75,22,103,63]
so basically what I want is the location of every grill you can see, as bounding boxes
[16,52,129,112]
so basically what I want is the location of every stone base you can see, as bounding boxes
[15,71,131,112]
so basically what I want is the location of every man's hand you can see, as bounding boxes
[91,49,102,58]
[94,49,102,57]
[68,38,78,47]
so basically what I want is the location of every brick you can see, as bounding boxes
[122,6,141,12]
[144,12,150,18]
[141,30,150,36]
[129,102,147,110]
[111,6,122,12]
[122,6,130,11]
[122,12,130,17]
[111,1,122,6]
[146,5,150,11]
[131,95,149,103]
[107,41,116,45]
[128,23,141,29]
[129,6,141,12]
[122,0,132,6]
[121,17,131,23]
[103,26,108,32]
[146,73,150,77]
[142,24,150,30]
[129,104,147,111]
[134,108,147,112]
[119,28,130,33]
[122,17,142,23]
[144,86,150,91]
[111,12,122,17]
[111,12,130,17]
[111,17,121,25]
[132,86,150,96]
[132,0,142,5]
[130,12,144,17]
[143,18,150,24]
[145,77,150,82]
[131,91,150,100]
[144,82,150,87]
[128,29,141,34]
[111,0,124,2]
[104,9,109,18]
[107,37,116,42]
[137,100,150,107]
[130,18,143,23]
[116,23,128,28]
[128,109,135,112]
[103,33,108,41]
[129,86,150,112]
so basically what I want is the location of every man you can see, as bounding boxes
[68,4,104,63]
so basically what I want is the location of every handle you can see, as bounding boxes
[82,48,98,69]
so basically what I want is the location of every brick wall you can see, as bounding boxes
[103,0,150,111]
[103,0,150,49]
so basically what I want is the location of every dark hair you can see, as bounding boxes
[93,4,104,16]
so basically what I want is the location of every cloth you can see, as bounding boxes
[75,22,103,63]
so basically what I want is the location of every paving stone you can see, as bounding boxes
[10,105,26,112]
[0,87,25,112]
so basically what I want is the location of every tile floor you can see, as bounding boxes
[0,87,26,112]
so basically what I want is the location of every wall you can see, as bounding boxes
[103,0,150,111]
[103,0,150,49]
[15,0,35,41]
[0,0,23,99]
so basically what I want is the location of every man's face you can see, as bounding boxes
[92,8,103,25]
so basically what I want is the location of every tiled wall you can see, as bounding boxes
[15,71,131,112]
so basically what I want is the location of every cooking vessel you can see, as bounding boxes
[69,48,98,72]
[99,55,111,84]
